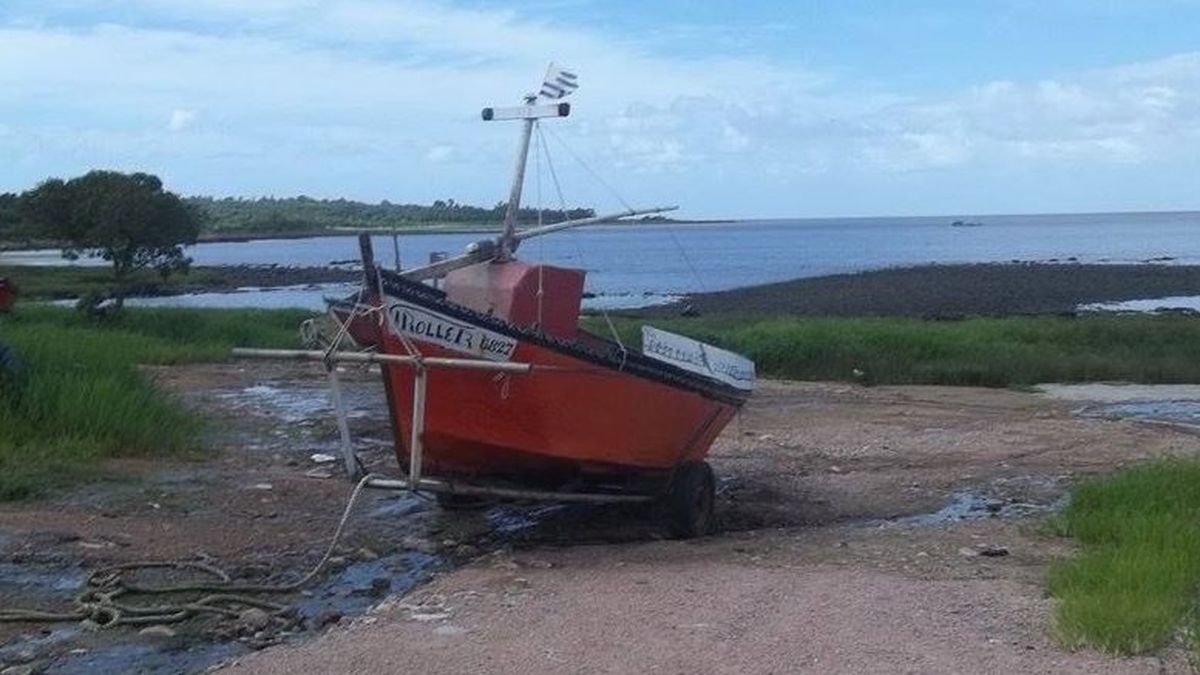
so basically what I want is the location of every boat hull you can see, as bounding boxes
[370,285,744,484]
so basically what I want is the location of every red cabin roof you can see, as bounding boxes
[443,261,585,340]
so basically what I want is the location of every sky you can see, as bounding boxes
[1,1,1199,219]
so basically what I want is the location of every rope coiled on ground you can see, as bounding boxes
[0,473,377,630]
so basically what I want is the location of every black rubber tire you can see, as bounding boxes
[435,492,489,511]
[665,461,715,539]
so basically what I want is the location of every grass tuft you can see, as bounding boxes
[592,314,1200,387]
[0,306,308,499]
[1048,460,1200,655]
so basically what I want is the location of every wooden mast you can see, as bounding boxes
[385,67,677,282]
[498,95,538,260]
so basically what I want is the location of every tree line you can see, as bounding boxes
[190,196,594,234]
[1,179,594,242]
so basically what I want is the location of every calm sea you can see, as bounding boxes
[5,211,1198,309]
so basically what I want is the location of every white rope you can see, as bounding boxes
[323,285,367,361]
[543,125,633,211]
[533,121,546,329]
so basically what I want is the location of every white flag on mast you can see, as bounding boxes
[539,63,578,100]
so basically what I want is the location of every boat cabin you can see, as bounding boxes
[443,261,585,341]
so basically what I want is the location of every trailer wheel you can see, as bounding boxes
[666,461,715,539]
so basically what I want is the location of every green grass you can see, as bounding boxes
[0,264,227,300]
[3,308,1199,500]
[590,314,1200,387]
[0,306,309,499]
[1048,460,1200,655]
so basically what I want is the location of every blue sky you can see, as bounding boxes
[1,1,1199,218]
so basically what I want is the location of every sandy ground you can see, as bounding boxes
[218,379,1200,674]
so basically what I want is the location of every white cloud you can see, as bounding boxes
[0,1,1198,215]
[425,145,455,162]
[599,50,1200,176]
[0,2,824,194]
[719,124,750,153]
[167,108,196,131]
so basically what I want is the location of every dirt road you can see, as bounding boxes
[223,380,1199,674]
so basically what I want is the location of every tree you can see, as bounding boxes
[21,171,201,304]
[0,193,19,239]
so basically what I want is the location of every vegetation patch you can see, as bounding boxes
[0,264,228,301]
[0,306,308,499]
[188,196,595,235]
[591,314,1200,387]
[1048,460,1200,655]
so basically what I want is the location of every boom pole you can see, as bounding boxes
[397,205,678,282]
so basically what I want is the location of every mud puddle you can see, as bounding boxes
[1039,383,1200,430]
[1078,400,1200,428]
[865,490,1066,529]
[217,383,378,425]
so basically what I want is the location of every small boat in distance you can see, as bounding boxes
[333,65,756,537]
[950,219,984,227]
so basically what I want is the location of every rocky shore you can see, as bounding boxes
[203,265,360,289]
[638,263,1200,318]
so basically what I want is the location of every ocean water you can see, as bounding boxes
[8,211,1199,309]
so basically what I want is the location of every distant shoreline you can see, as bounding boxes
[10,261,1200,317]
[0,218,737,251]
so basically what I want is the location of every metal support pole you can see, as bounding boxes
[325,365,361,479]
[232,348,533,373]
[408,367,428,489]
[365,477,654,504]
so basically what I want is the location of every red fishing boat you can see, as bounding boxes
[257,66,755,536]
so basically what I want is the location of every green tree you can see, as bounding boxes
[21,171,201,305]
[0,193,19,239]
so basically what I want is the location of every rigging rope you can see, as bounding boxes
[534,124,627,359]
[542,125,708,297]
[533,121,546,329]
[543,126,633,212]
